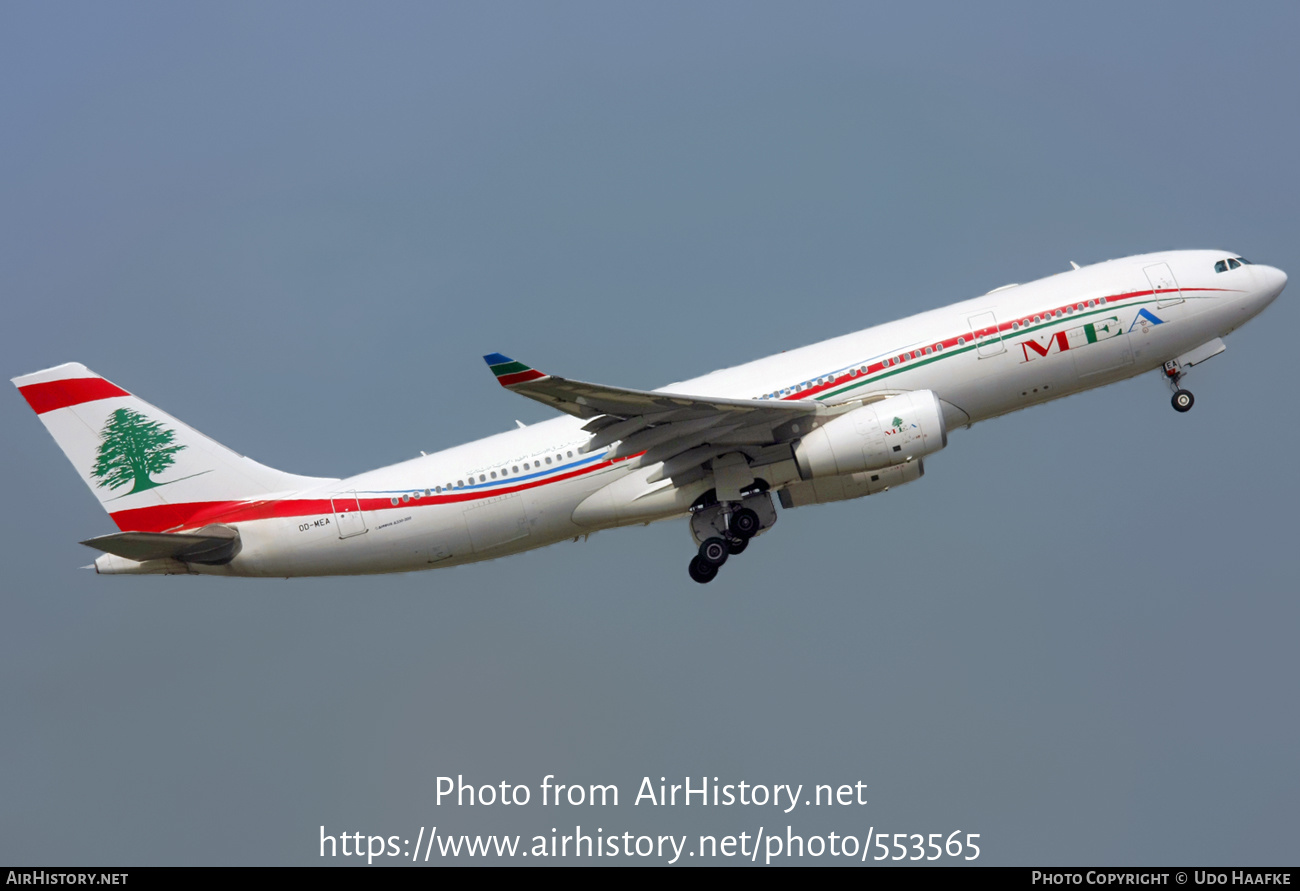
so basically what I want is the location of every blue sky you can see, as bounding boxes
[3,2,1297,864]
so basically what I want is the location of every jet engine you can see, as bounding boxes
[778,459,924,508]
[793,389,947,480]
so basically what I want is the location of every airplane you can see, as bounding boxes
[13,250,1287,584]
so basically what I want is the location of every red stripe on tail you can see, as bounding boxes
[19,378,130,415]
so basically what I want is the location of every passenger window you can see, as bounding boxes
[1215,260,1228,273]
[1228,258,1241,269]
[923,347,931,355]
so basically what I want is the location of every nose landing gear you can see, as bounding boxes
[1164,360,1195,413]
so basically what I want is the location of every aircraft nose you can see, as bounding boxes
[1261,265,1288,303]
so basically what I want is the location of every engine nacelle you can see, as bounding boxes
[793,390,947,481]
[778,459,924,508]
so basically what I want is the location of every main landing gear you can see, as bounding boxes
[1163,360,1195,413]
[686,497,772,585]
[688,531,748,584]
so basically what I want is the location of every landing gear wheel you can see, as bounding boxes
[698,537,730,567]
[688,556,718,584]
[1171,389,1194,413]
[730,507,760,539]
[726,536,749,556]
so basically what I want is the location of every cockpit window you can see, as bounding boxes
[1215,260,1228,273]
[1228,258,1241,270]
[1236,257,1252,265]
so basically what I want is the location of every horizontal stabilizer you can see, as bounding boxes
[80,525,241,565]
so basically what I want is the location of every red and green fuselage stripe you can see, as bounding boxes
[776,287,1238,404]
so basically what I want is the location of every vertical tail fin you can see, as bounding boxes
[14,362,333,531]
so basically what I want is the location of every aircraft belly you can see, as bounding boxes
[1127,299,1228,369]
[909,351,1013,425]
[572,465,711,528]
[464,494,529,552]
[216,465,632,575]
[216,506,473,577]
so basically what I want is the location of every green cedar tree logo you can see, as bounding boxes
[90,408,187,494]
[891,417,904,429]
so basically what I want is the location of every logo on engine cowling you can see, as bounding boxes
[884,416,915,436]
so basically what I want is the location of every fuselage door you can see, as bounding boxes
[331,492,368,539]
[968,310,1006,358]
[1145,262,1183,308]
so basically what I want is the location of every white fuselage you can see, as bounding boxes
[117,250,1283,577]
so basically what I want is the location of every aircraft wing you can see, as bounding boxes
[483,354,835,485]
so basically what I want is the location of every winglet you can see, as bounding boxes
[483,354,548,387]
